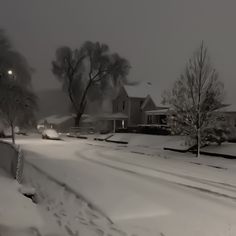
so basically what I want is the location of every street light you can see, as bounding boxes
[7,70,16,80]
[7,70,13,75]
[0,69,15,79]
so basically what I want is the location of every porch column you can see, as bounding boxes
[113,119,116,133]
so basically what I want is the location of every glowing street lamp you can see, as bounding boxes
[7,70,16,80]
[7,70,13,75]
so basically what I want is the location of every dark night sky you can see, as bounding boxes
[0,0,236,103]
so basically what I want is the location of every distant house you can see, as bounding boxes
[214,104,236,137]
[220,104,236,127]
[80,113,128,133]
[37,114,75,132]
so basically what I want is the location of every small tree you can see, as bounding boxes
[163,42,224,157]
[52,41,130,126]
[0,79,37,144]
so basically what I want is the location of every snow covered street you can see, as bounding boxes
[17,134,236,236]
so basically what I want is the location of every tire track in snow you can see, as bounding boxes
[76,149,236,203]
[84,141,236,192]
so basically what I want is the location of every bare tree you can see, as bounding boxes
[0,79,37,144]
[163,42,224,157]
[52,41,130,126]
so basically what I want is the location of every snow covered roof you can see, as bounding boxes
[124,82,163,106]
[38,114,75,125]
[124,83,152,98]
[96,112,128,120]
[82,116,97,123]
[214,104,236,113]
[221,104,236,113]
[82,113,128,123]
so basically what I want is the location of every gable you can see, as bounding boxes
[141,95,156,110]
[115,86,129,101]
[123,82,163,106]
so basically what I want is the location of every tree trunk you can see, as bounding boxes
[74,80,92,127]
[75,111,83,127]
[10,122,15,144]
[75,101,87,127]
[197,128,200,157]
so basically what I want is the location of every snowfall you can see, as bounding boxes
[1,133,236,236]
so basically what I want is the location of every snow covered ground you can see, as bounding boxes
[5,133,236,235]
[0,168,43,235]
[23,161,126,236]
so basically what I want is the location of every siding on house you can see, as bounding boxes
[129,97,145,126]
[112,87,129,115]
[224,112,236,128]
[141,97,157,124]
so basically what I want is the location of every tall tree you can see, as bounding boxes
[162,42,224,157]
[0,29,33,87]
[0,79,37,144]
[52,41,130,126]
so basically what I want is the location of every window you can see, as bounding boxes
[122,101,125,110]
[140,100,143,107]
[160,115,167,125]
[147,115,152,124]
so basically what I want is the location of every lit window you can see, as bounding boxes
[122,120,125,128]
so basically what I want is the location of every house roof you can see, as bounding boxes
[123,82,163,106]
[38,114,75,125]
[82,113,128,123]
[96,112,128,120]
[217,104,236,113]
[145,108,170,115]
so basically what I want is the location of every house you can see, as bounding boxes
[214,104,236,137]
[81,113,128,133]
[112,82,170,131]
[220,104,236,128]
[37,114,75,132]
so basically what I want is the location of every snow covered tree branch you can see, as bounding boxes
[162,42,225,157]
